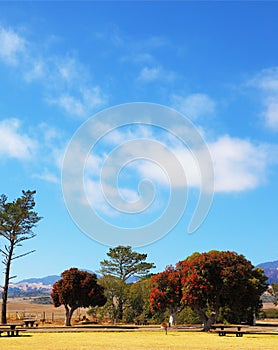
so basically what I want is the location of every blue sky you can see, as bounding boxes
[0,1,278,281]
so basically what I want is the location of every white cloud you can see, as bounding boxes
[249,67,278,131]
[84,178,147,216]
[209,135,268,192]
[138,66,175,83]
[0,26,26,65]
[264,100,278,130]
[37,123,67,171]
[103,125,154,146]
[83,124,273,198]
[49,87,107,118]
[33,170,59,184]
[66,124,274,219]
[0,25,108,119]
[123,134,268,193]
[24,59,46,82]
[86,154,103,175]
[50,94,86,117]
[138,67,161,82]
[171,93,216,120]
[249,67,278,92]
[0,118,67,184]
[0,119,36,160]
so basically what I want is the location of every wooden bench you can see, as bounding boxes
[218,330,244,337]
[211,325,245,337]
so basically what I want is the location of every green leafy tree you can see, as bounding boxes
[125,277,152,324]
[51,268,107,326]
[99,246,155,281]
[0,190,41,324]
[270,283,278,306]
[97,275,128,323]
[99,245,155,320]
[174,306,202,325]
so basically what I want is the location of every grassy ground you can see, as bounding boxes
[1,331,277,350]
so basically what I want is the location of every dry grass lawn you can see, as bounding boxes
[1,331,277,350]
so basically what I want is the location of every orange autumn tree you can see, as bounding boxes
[51,268,106,326]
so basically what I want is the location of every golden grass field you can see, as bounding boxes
[6,297,72,324]
[1,331,278,350]
[2,298,278,349]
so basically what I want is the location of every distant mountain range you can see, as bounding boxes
[257,260,278,284]
[6,260,278,297]
[8,275,60,297]
[17,275,61,286]
[8,271,139,297]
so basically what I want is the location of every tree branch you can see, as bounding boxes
[12,250,35,260]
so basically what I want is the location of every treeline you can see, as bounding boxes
[1,191,277,330]
[51,246,276,330]
[87,274,202,326]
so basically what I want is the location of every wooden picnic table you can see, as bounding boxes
[0,323,24,337]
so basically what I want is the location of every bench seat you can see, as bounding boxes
[218,330,244,337]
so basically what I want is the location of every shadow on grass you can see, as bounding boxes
[2,334,32,338]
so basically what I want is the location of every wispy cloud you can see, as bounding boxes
[48,87,107,118]
[0,118,66,184]
[0,25,107,118]
[248,67,278,131]
[171,93,216,120]
[0,119,36,160]
[33,170,60,184]
[0,26,26,65]
[138,66,176,83]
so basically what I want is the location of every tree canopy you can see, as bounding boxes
[97,275,127,322]
[150,265,183,325]
[51,268,107,326]
[0,190,41,324]
[99,245,155,282]
[150,251,268,331]
[179,251,268,329]
[99,245,155,321]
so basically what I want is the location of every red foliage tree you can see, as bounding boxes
[150,265,183,325]
[179,251,268,330]
[51,268,107,326]
[150,251,268,331]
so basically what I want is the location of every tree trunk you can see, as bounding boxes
[117,297,123,321]
[1,244,14,324]
[202,316,214,332]
[1,289,7,325]
[194,307,218,332]
[64,305,76,326]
